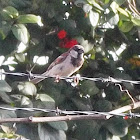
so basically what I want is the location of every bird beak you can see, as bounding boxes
[78,49,84,54]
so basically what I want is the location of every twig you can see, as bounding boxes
[107,100,140,119]
[127,0,140,17]
[132,0,136,7]
[0,115,106,123]
[115,83,135,107]
[0,101,140,123]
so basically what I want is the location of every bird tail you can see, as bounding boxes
[30,71,48,84]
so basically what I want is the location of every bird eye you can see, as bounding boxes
[73,45,84,53]
[74,46,80,51]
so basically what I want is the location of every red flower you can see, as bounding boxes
[64,39,78,48]
[57,30,67,39]
[59,37,78,49]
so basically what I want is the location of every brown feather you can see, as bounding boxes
[30,45,84,84]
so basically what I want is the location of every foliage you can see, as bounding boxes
[0,0,140,139]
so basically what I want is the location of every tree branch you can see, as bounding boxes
[107,100,140,119]
[127,0,140,17]
[0,101,140,123]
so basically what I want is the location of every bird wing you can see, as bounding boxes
[47,51,69,71]
[31,51,69,84]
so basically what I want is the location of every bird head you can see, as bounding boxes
[69,45,84,58]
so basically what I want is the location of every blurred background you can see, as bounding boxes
[0,0,140,139]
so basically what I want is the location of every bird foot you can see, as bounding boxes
[54,75,60,83]
[73,75,80,86]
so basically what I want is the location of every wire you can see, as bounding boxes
[0,71,140,119]
[0,106,139,118]
[0,71,140,84]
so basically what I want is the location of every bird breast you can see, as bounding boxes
[46,55,82,77]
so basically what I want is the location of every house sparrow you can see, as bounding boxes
[31,45,84,84]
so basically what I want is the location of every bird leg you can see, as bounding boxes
[73,75,80,86]
[54,75,60,83]
[73,76,79,85]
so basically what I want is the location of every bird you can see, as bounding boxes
[31,45,84,84]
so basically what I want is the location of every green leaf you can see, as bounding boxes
[119,13,131,21]
[87,0,104,11]
[0,91,13,103]
[108,14,119,25]
[0,29,6,40]
[0,107,17,128]
[100,0,110,4]
[0,21,12,40]
[119,21,133,32]
[94,99,112,112]
[117,7,129,17]
[112,136,121,140]
[89,10,99,27]
[114,0,126,5]
[21,96,32,106]
[75,120,100,140]
[114,73,134,90]
[80,81,99,95]
[111,1,129,18]
[105,85,122,102]
[1,6,19,19]
[36,94,55,102]
[72,98,92,110]
[74,0,86,7]
[38,123,66,140]
[110,1,119,13]
[76,36,94,53]
[17,14,43,26]
[131,17,140,26]
[48,121,68,131]
[15,53,25,62]
[105,0,110,4]
[59,19,78,35]
[9,0,32,9]
[36,93,55,109]
[0,125,15,134]
[0,80,12,92]
[16,124,39,140]
[12,24,30,44]
[105,117,128,137]
[46,4,55,18]
[17,109,39,118]
[17,82,37,96]
[83,4,92,13]
[0,108,16,118]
